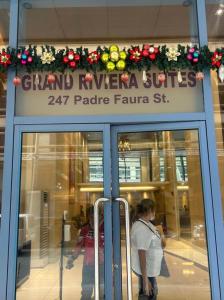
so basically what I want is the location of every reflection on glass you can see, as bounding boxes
[210,69,224,219]
[0,0,9,226]
[118,130,211,300]
[0,126,5,227]
[16,132,104,300]
[206,0,224,219]
[0,0,9,227]
[206,0,224,43]
[0,74,6,227]
[19,0,198,44]
[0,0,9,46]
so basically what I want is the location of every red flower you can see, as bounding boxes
[63,50,79,68]
[63,56,69,64]
[129,47,142,62]
[148,46,159,61]
[0,52,11,67]
[211,51,222,68]
[87,51,100,64]
[142,49,149,57]
[74,54,80,61]
[149,53,156,61]
[69,61,76,68]
[143,44,150,50]
[154,47,159,54]
[142,45,159,61]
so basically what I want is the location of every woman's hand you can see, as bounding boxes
[143,276,153,296]
[138,250,153,296]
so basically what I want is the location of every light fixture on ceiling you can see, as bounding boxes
[215,3,224,16]
[118,138,131,153]
[118,138,131,182]
[80,186,158,192]
[215,8,224,16]
[56,182,63,190]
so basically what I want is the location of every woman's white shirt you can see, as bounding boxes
[131,219,163,277]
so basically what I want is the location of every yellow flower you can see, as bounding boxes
[40,52,55,64]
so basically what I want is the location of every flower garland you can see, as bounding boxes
[0,44,224,85]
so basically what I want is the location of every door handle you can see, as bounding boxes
[115,198,133,300]
[94,198,110,300]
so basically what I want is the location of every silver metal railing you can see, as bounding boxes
[115,198,133,300]
[94,198,110,300]
[94,197,133,300]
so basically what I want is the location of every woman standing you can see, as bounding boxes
[131,199,165,299]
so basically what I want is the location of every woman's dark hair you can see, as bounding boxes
[136,198,156,216]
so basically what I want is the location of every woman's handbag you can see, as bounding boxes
[160,254,170,277]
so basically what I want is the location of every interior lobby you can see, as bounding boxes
[16,129,211,299]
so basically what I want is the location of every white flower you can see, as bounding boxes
[149,47,155,53]
[40,52,55,64]
[166,47,181,61]
[219,65,224,83]
[68,53,74,60]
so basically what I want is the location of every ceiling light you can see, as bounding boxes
[120,186,157,191]
[177,185,189,190]
[80,186,158,192]
[215,8,224,16]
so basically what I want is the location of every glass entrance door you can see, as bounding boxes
[13,127,113,300]
[111,125,213,300]
[11,123,217,300]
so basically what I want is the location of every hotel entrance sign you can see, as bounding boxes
[16,70,203,116]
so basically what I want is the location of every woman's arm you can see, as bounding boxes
[138,250,152,296]
[156,225,166,248]
[161,235,166,248]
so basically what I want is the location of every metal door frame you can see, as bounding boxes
[111,121,221,300]
[3,120,223,300]
[6,123,113,300]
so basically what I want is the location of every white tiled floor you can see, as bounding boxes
[165,239,208,268]
[16,238,211,300]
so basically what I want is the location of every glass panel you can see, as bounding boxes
[0,73,6,227]
[15,131,104,300]
[118,130,211,299]
[206,0,224,219]
[16,1,203,118]
[0,0,9,46]
[0,0,9,227]
[18,0,198,44]
[206,0,224,43]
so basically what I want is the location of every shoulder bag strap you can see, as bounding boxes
[137,219,161,239]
